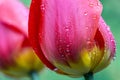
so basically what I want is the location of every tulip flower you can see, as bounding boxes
[28,0,116,80]
[0,0,44,79]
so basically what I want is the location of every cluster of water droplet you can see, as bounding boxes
[40,3,46,14]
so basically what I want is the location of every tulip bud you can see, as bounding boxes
[29,0,116,78]
[0,0,44,78]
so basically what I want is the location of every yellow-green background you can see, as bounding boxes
[0,0,120,80]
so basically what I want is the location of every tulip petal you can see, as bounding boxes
[29,0,103,74]
[93,17,116,72]
[29,0,116,77]
[0,23,24,69]
[29,0,56,70]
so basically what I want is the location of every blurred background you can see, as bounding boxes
[0,0,120,80]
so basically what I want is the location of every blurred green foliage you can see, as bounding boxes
[0,0,120,80]
[20,0,31,7]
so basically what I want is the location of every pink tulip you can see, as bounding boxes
[0,0,44,77]
[29,0,116,78]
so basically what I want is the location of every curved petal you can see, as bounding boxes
[93,17,116,72]
[29,0,56,70]
[99,17,116,59]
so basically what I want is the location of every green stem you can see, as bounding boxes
[84,72,94,80]
[30,71,39,80]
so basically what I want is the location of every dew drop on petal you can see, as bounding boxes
[89,3,94,7]
[88,0,94,7]
[97,2,101,6]
[40,4,45,13]
[86,39,92,50]
[113,53,117,60]
[86,26,89,30]
[66,44,70,47]
[113,56,116,61]
[104,49,107,54]
[92,15,97,20]
[59,39,62,42]
[65,28,69,32]
[84,12,88,16]
[66,49,70,53]
[93,51,96,55]
[53,68,58,71]
[111,40,115,43]
[87,41,91,45]
[61,54,65,58]
[107,27,110,31]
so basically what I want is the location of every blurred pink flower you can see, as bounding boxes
[0,0,44,77]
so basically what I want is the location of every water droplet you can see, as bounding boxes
[111,40,114,43]
[65,28,69,31]
[89,3,94,7]
[87,41,91,45]
[92,15,97,20]
[113,55,116,61]
[66,49,70,53]
[54,68,58,71]
[107,27,110,31]
[104,49,107,53]
[66,25,69,28]
[86,26,89,30]
[87,40,92,50]
[59,39,62,42]
[66,44,70,47]
[40,4,45,12]
[39,33,42,38]
[93,51,96,55]
[84,12,88,16]
[61,55,65,57]
[97,2,101,6]
[66,52,71,56]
